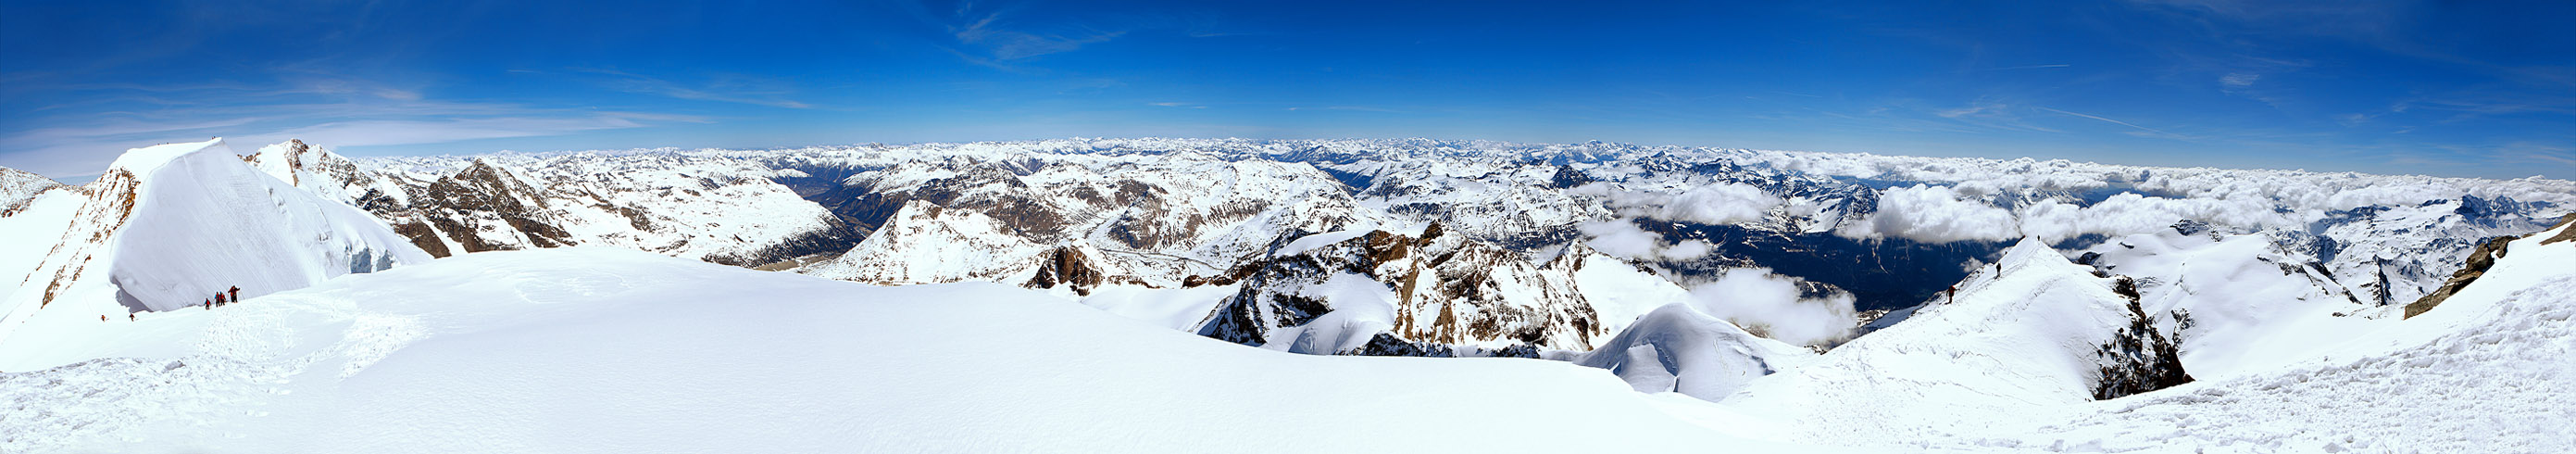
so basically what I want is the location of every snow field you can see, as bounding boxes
[1,247,1837,453]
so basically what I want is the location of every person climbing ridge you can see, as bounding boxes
[216,292,226,306]
[1945,284,1957,303]
[128,313,134,322]
[230,285,241,303]
[101,315,107,322]
[205,299,212,309]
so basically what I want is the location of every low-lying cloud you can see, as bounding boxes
[1579,219,1717,260]
[1686,268,1856,347]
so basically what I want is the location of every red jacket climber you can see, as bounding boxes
[216,293,226,305]
[229,286,241,302]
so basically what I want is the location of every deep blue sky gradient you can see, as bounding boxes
[4,0,2571,180]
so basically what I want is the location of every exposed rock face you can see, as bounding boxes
[416,159,581,253]
[2406,213,2576,318]
[2094,276,2195,400]
[259,142,858,268]
[1195,224,1603,351]
[1023,246,1107,295]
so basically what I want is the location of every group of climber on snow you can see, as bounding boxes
[101,285,241,322]
[202,285,241,309]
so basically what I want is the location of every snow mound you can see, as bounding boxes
[0,247,1799,453]
[1571,303,1816,401]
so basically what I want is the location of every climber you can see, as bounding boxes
[204,300,211,309]
[1945,284,1957,302]
[216,292,226,306]
[229,285,241,303]
[128,313,134,322]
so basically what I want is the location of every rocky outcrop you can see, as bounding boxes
[2407,213,2576,319]
[1023,246,1108,295]
[2093,276,2195,399]
[1194,223,1603,351]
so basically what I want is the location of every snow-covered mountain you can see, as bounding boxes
[5,136,2575,452]
[0,139,431,359]
[1719,238,2192,443]
[159,137,2563,359]
[0,166,63,211]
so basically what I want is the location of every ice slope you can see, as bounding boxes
[0,139,430,366]
[0,247,1828,453]
[1719,238,2188,446]
[1570,303,1817,401]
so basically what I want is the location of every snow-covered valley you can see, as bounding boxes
[3,137,2572,452]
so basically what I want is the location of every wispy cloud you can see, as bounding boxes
[0,70,710,177]
[2220,72,2259,88]
[262,113,706,147]
[923,4,1225,69]
[1980,64,2072,71]
[953,11,1127,61]
[1920,99,2062,133]
[576,69,813,108]
[2035,107,2189,139]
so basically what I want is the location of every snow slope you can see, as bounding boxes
[2078,227,2378,378]
[0,139,430,367]
[0,247,1830,453]
[1719,238,2189,446]
[1924,214,2576,452]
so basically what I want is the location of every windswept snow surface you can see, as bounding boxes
[0,247,1831,453]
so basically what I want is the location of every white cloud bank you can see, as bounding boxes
[1577,183,1783,226]
[1580,219,1717,261]
[1837,184,2020,244]
[1686,268,1857,347]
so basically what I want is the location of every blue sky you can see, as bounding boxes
[3,0,2571,181]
